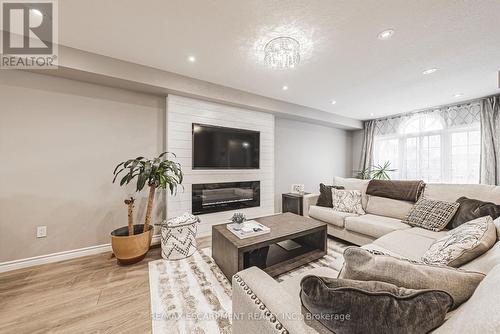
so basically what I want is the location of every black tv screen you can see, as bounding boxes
[192,124,260,169]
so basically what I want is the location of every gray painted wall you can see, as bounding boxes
[274,118,350,212]
[0,71,165,262]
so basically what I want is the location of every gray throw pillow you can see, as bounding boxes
[316,183,344,208]
[422,216,497,267]
[447,196,500,229]
[300,275,453,334]
[338,247,485,308]
[402,197,460,231]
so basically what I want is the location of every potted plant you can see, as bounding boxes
[111,152,183,264]
[357,161,396,180]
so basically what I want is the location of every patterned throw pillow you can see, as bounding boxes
[402,197,460,231]
[422,216,497,267]
[316,183,345,208]
[331,189,365,215]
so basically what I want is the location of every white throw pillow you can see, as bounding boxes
[494,217,500,240]
[331,188,365,215]
[422,216,497,267]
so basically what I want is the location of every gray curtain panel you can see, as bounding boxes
[480,95,500,185]
[359,120,376,173]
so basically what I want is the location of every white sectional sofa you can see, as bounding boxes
[232,178,500,334]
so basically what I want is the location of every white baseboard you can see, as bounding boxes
[0,235,162,273]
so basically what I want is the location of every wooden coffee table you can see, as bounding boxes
[212,212,327,280]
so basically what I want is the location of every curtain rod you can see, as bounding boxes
[369,92,500,122]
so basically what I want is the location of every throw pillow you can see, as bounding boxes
[495,217,500,240]
[402,197,460,231]
[300,275,453,334]
[331,189,365,215]
[316,183,344,208]
[338,247,485,308]
[447,196,500,229]
[422,216,497,267]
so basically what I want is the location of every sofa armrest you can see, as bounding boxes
[232,267,315,334]
[303,194,319,218]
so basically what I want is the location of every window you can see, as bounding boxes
[373,113,480,183]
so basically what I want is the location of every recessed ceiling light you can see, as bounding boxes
[187,55,196,63]
[331,100,337,105]
[422,68,438,75]
[282,85,288,91]
[453,93,464,98]
[378,29,395,40]
[370,113,374,116]
[31,9,42,16]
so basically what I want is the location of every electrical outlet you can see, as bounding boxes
[36,226,47,238]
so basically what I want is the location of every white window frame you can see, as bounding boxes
[373,118,480,183]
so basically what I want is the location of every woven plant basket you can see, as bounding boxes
[159,213,199,260]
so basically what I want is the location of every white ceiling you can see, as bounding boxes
[59,0,500,120]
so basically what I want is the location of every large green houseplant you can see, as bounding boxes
[110,152,183,264]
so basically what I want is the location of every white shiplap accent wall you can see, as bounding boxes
[166,95,275,235]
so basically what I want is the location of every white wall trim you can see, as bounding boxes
[0,235,162,273]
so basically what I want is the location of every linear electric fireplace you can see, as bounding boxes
[192,181,260,215]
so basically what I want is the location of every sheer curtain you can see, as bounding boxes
[372,101,481,183]
[480,96,500,185]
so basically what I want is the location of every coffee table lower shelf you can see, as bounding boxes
[211,213,328,280]
[263,248,326,277]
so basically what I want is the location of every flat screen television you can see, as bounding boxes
[192,123,260,169]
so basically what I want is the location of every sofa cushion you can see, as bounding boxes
[338,247,486,309]
[316,183,344,208]
[424,183,500,205]
[422,216,497,267]
[334,177,369,209]
[460,241,500,274]
[447,196,500,229]
[366,195,415,220]
[361,243,408,258]
[344,214,410,239]
[433,264,500,334]
[403,227,449,240]
[370,229,440,261]
[300,275,452,334]
[308,205,358,227]
[331,189,365,215]
[279,266,339,292]
[402,197,460,231]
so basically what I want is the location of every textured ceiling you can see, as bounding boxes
[58,0,500,120]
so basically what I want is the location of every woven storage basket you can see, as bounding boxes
[160,213,199,260]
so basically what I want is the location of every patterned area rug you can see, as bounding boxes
[149,238,348,334]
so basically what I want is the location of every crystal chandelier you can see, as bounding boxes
[264,37,300,69]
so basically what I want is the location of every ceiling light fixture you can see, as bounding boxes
[377,29,394,40]
[453,93,464,98]
[370,113,375,117]
[31,9,42,16]
[282,85,289,91]
[264,37,300,69]
[422,68,438,75]
[187,55,196,63]
[331,100,337,105]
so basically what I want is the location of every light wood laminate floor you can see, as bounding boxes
[0,237,211,334]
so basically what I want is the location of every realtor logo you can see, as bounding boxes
[1,0,58,69]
